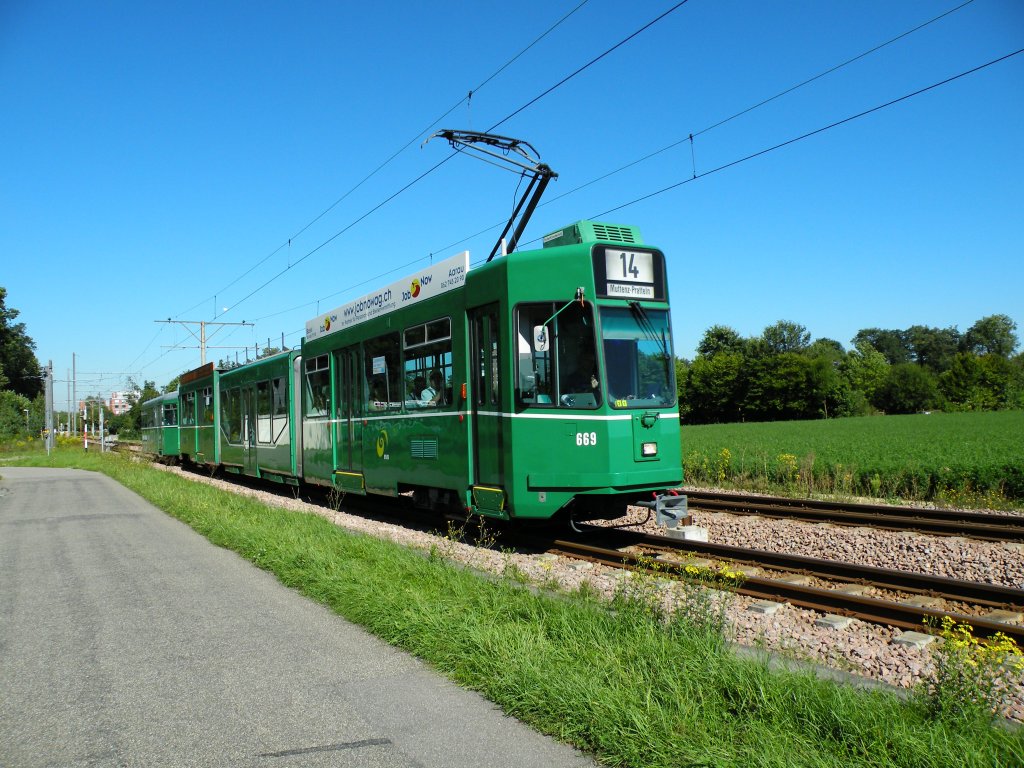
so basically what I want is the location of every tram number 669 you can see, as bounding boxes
[575,431,598,447]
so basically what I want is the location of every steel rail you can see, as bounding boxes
[567,522,1024,626]
[574,525,1024,608]
[684,490,1024,541]
[549,538,1024,643]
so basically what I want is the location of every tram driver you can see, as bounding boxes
[563,347,599,393]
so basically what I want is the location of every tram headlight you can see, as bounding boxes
[641,442,658,457]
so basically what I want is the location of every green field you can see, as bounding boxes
[681,411,1024,505]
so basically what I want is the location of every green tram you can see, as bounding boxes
[218,350,302,485]
[301,219,681,522]
[142,219,682,524]
[177,362,221,468]
[140,392,180,459]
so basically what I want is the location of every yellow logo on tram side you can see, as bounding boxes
[410,278,421,298]
[376,429,389,459]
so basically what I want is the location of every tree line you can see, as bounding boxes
[0,284,297,440]
[676,315,1023,424]
[0,287,46,439]
[1,284,1021,438]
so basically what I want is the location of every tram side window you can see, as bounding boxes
[403,317,452,409]
[220,388,238,444]
[219,389,230,441]
[487,314,499,406]
[228,387,243,443]
[182,392,196,426]
[515,304,552,405]
[515,302,600,409]
[256,380,271,443]
[473,310,499,407]
[555,302,601,408]
[162,402,177,427]
[305,355,330,418]
[364,333,401,412]
[201,386,214,424]
[272,376,288,442]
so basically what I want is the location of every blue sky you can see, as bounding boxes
[2,0,1022,407]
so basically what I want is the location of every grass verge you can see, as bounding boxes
[8,448,1024,767]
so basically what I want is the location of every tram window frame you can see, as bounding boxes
[201,386,214,425]
[182,391,196,426]
[402,317,453,410]
[304,354,330,418]
[364,333,401,412]
[485,312,499,407]
[221,387,244,445]
[162,402,177,427]
[601,306,677,409]
[271,376,288,443]
[256,380,272,444]
[514,302,601,409]
[515,304,553,406]
[219,388,230,441]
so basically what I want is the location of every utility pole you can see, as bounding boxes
[72,352,77,436]
[156,319,253,366]
[45,361,54,455]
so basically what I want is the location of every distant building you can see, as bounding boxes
[78,394,133,417]
[108,392,131,415]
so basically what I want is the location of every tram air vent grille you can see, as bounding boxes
[590,223,636,244]
[411,439,438,459]
[542,220,644,248]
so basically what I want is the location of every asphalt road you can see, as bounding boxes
[0,467,597,768]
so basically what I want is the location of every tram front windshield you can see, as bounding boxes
[516,301,675,410]
[600,305,676,409]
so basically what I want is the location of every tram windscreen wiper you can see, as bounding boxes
[628,301,668,358]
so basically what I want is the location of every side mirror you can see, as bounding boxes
[533,325,549,353]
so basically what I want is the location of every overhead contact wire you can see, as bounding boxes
[486,0,691,133]
[173,0,594,325]
[219,1,688,318]
[429,0,985,255]
[592,47,1024,218]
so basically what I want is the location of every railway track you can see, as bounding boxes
[552,524,1024,643]
[684,489,1024,542]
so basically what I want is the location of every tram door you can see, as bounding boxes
[242,386,257,475]
[333,345,363,471]
[470,304,504,486]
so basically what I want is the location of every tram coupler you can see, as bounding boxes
[636,492,691,529]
